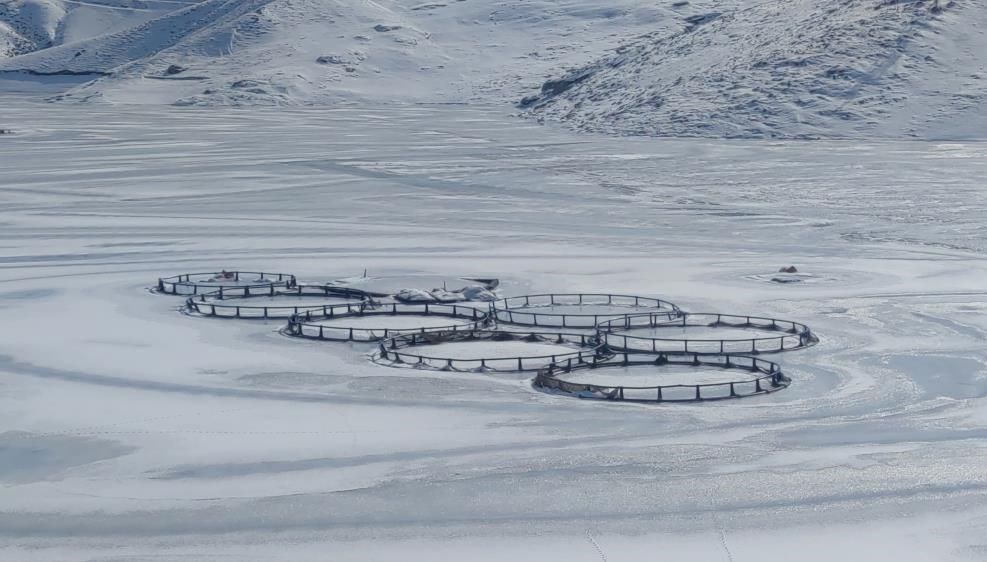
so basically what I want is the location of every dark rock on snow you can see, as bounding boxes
[519,94,541,107]
[317,55,347,65]
[541,70,594,96]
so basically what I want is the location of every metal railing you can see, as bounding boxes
[534,352,790,402]
[156,271,296,295]
[373,329,606,372]
[493,293,681,328]
[598,312,816,354]
[185,284,370,319]
[285,302,491,342]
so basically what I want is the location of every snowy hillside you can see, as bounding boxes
[0,0,687,105]
[0,0,186,59]
[1,0,985,138]
[0,0,66,58]
[523,0,987,139]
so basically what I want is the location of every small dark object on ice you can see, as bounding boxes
[374,24,402,32]
[0,128,11,135]
[779,265,798,273]
[165,64,187,75]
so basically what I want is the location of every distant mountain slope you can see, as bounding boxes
[0,0,66,58]
[1,0,983,139]
[0,0,695,104]
[0,0,271,74]
[0,0,187,60]
[522,0,987,139]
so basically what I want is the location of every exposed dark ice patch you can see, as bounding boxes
[0,432,135,484]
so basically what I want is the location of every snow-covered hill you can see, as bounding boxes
[0,0,685,105]
[0,0,188,59]
[522,0,987,139]
[0,0,66,58]
[1,0,985,139]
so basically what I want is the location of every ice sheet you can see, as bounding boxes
[2,101,987,560]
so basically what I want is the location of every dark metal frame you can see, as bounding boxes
[185,284,370,319]
[373,329,606,372]
[156,271,296,295]
[597,312,817,354]
[493,293,681,328]
[284,302,491,342]
[534,352,790,402]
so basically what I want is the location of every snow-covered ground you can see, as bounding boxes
[2,99,987,560]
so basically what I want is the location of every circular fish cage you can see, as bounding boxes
[185,284,370,319]
[598,312,817,354]
[284,302,491,343]
[534,352,790,403]
[156,271,296,296]
[372,329,606,372]
[493,293,680,329]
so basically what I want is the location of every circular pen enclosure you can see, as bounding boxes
[493,293,680,328]
[373,329,605,372]
[285,302,491,342]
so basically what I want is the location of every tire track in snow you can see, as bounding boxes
[584,530,608,562]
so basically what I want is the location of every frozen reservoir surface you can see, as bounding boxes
[2,101,987,561]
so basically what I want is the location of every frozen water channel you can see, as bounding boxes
[2,101,987,560]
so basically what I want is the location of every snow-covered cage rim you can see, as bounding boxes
[493,293,681,328]
[284,302,492,342]
[534,352,790,403]
[156,271,297,295]
[185,284,371,319]
[597,312,817,354]
[372,329,607,372]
